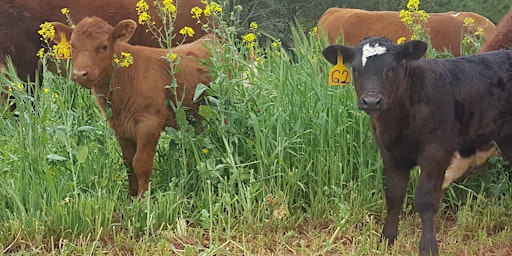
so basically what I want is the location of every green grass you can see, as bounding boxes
[0,24,511,255]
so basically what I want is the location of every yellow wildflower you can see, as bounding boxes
[44,88,49,94]
[8,82,23,91]
[242,32,256,43]
[136,0,149,14]
[53,43,71,59]
[36,48,45,58]
[397,37,406,44]
[202,148,209,154]
[191,6,203,19]
[114,52,134,67]
[463,17,474,28]
[204,1,222,16]
[162,0,176,14]
[271,39,281,55]
[271,40,281,49]
[462,37,471,45]
[407,0,420,11]
[417,10,429,22]
[308,26,318,36]
[179,26,195,37]
[61,8,69,15]
[138,12,152,25]
[166,52,177,61]
[475,27,484,37]
[242,32,256,51]
[250,21,258,30]
[38,22,55,41]
[121,52,133,67]
[204,5,211,16]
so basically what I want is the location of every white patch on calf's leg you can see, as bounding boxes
[443,152,470,190]
[471,145,498,167]
[362,43,387,67]
[442,145,498,190]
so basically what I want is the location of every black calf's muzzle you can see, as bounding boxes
[359,92,385,112]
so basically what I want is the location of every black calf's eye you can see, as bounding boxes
[383,68,395,78]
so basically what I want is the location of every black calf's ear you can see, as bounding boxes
[397,40,427,61]
[322,45,354,65]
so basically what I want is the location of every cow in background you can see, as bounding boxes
[0,0,208,83]
[479,7,512,52]
[51,17,219,197]
[445,11,496,41]
[323,37,512,255]
[317,8,496,57]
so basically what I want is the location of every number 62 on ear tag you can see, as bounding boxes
[328,54,350,86]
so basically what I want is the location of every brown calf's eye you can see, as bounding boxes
[99,44,108,52]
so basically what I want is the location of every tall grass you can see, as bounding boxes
[0,21,511,255]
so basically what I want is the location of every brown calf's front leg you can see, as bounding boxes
[382,165,411,246]
[117,137,139,196]
[131,122,163,197]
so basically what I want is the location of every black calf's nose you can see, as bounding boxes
[362,95,382,106]
[360,93,385,112]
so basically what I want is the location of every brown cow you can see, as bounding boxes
[323,37,512,255]
[318,8,495,57]
[0,0,207,83]
[444,11,496,41]
[479,7,512,52]
[51,17,219,197]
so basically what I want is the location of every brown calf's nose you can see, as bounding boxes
[72,70,88,81]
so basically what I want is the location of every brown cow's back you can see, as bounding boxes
[318,8,491,56]
[444,11,496,41]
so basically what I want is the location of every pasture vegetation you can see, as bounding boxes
[1,0,511,255]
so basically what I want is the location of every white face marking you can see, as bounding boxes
[361,43,387,67]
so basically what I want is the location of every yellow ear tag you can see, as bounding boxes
[328,54,350,86]
[54,32,72,59]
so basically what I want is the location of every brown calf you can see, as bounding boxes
[51,17,219,197]
[0,0,208,83]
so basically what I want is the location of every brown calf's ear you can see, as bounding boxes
[398,40,428,61]
[50,22,74,44]
[112,19,137,42]
[322,45,354,65]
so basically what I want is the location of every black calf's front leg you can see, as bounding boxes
[415,155,449,256]
[382,166,410,246]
